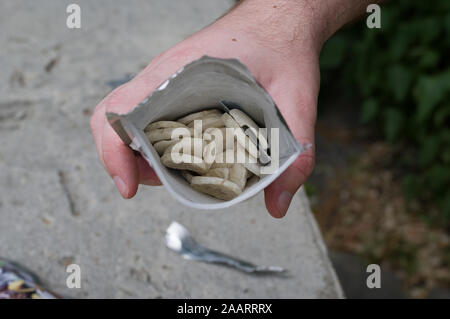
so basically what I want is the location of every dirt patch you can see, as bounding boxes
[311,141,450,298]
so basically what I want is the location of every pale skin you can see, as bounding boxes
[90,0,382,218]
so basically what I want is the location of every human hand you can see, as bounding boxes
[91,1,336,218]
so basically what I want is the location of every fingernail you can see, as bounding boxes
[113,176,128,198]
[277,191,293,217]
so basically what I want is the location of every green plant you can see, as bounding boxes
[319,1,450,226]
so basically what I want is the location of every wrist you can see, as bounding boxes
[216,0,328,56]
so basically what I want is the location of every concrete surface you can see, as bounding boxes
[0,0,342,298]
[329,252,406,299]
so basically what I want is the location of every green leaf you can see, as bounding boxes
[389,30,411,61]
[445,13,450,36]
[418,50,440,70]
[320,35,348,69]
[383,108,404,142]
[425,164,450,193]
[416,18,441,44]
[409,47,440,70]
[418,136,440,167]
[441,147,450,164]
[414,73,450,123]
[403,174,420,200]
[441,193,450,224]
[360,99,378,124]
[434,105,450,126]
[387,65,412,102]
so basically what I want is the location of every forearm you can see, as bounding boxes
[219,0,384,52]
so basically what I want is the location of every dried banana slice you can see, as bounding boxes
[237,130,259,159]
[145,121,187,131]
[213,147,256,164]
[205,167,230,179]
[221,113,240,129]
[210,161,233,169]
[203,127,235,152]
[160,153,209,175]
[246,175,260,188]
[229,109,270,163]
[236,139,261,167]
[164,137,205,158]
[229,109,259,131]
[213,149,236,165]
[187,116,224,131]
[229,163,247,190]
[212,148,260,177]
[202,140,218,165]
[235,143,262,177]
[221,114,258,159]
[177,109,222,125]
[243,162,261,177]
[208,161,249,189]
[146,127,193,143]
[190,176,242,200]
[181,171,195,183]
[153,140,178,156]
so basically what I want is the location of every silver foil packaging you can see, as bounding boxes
[107,56,305,209]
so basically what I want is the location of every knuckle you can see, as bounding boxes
[291,153,315,181]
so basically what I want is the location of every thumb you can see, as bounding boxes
[264,150,315,218]
[264,67,318,218]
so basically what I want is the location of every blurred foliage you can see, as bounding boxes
[319,1,450,226]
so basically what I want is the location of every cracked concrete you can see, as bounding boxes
[0,0,342,298]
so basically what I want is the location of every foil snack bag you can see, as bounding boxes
[107,56,305,209]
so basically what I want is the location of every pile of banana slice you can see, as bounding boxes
[144,108,267,200]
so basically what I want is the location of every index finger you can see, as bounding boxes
[90,72,167,197]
